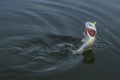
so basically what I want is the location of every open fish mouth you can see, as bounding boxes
[84,28,96,37]
[84,21,97,38]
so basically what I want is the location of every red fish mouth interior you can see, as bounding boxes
[85,28,96,37]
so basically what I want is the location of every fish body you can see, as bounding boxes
[75,21,97,54]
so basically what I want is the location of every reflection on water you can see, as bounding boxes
[82,50,95,64]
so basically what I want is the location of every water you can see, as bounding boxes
[0,0,120,80]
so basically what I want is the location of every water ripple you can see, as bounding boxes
[0,0,120,78]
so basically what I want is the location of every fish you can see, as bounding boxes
[73,21,97,54]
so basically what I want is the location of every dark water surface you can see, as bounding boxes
[0,0,120,80]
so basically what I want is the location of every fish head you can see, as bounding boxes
[83,21,97,38]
